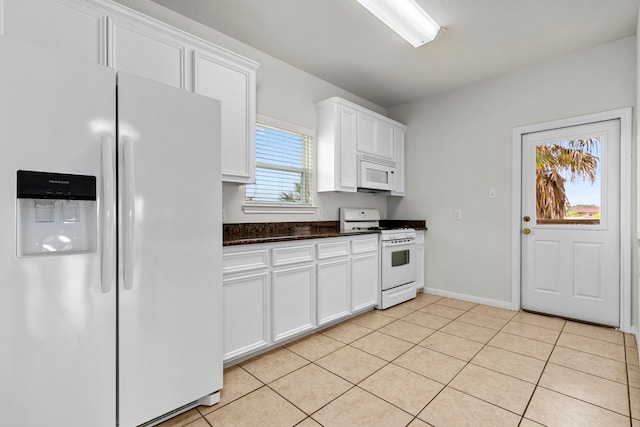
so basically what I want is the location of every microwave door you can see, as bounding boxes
[359,160,395,191]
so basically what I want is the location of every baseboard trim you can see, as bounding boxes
[423,287,513,311]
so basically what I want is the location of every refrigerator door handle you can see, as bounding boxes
[123,137,136,291]
[101,136,116,293]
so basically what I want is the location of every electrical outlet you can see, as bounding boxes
[454,210,462,220]
[489,188,497,199]
[317,209,323,219]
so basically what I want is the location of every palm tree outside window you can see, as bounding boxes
[536,138,600,224]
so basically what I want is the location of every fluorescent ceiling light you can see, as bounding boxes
[356,0,441,47]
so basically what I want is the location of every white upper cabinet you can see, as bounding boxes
[317,100,358,192]
[0,0,106,64]
[357,112,394,160]
[194,50,257,183]
[107,16,187,90]
[390,127,405,196]
[356,112,376,155]
[316,97,406,194]
[0,0,258,184]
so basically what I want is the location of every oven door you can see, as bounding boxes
[381,240,417,290]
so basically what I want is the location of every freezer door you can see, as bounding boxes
[0,38,117,426]
[117,72,223,427]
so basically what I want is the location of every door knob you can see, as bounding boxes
[523,228,531,235]
[523,216,530,222]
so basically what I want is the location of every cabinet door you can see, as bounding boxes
[108,16,186,89]
[271,264,315,342]
[415,244,425,291]
[223,272,269,361]
[415,231,425,290]
[317,259,350,326]
[357,113,394,160]
[375,119,395,160]
[356,112,376,154]
[390,127,405,196]
[351,252,379,311]
[338,106,358,191]
[1,0,106,64]
[194,50,256,183]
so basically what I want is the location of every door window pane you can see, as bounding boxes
[535,138,601,225]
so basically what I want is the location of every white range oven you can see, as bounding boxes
[379,229,417,309]
[340,208,417,309]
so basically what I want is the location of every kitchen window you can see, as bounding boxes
[245,117,313,211]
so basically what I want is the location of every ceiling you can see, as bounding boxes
[150,0,639,108]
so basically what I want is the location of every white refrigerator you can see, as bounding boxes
[0,37,223,427]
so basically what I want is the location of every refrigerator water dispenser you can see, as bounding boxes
[17,170,97,256]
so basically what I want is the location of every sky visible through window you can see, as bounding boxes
[561,139,601,207]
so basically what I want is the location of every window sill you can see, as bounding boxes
[242,203,318,215]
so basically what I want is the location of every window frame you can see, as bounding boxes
[242,115,317,215]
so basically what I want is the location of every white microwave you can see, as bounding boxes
[358,154,396,192]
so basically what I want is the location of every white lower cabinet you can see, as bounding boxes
[351,235,380,311]
[317,258,350,326]
[351,252,379,311]
[415,230,425,291]
[271,264,315,343]
[222,272,269,360]
[222,234,379,364]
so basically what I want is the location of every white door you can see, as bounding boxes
[0,38,116,427]
[117,72,222,426]
[521,120,620,326]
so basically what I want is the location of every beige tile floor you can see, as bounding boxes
[158,293,640,427]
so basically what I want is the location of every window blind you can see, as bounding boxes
[246,124,312,204]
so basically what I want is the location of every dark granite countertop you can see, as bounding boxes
[223,220,426,246]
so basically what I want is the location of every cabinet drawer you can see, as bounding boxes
[272,245,314,267]
[223,249,268,274]
[351,236,379,254]
[317,240,350,259]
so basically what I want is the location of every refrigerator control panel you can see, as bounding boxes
[16,171,97,256]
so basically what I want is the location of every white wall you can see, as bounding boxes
[114,0,389,223]
[388,36,637,306]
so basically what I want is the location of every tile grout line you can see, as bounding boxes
[294,298,442,425]
[405,302,513,425]
[380,301,551,424]
[259,298,436,424]
[347,298,458,425]
[435,309,531,422]
[207,295,631,427]
[517,314,566,425]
